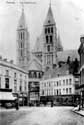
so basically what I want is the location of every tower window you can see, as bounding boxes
[46,36,48,43]
[48,28,50,33]
[47,45,50,52]
[45,28,47,34]
[50,36,53,43]
[51,27,53,33]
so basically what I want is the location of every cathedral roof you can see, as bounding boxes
[57,50,79,62]
[18,9,27,29]
[44,5,55,26]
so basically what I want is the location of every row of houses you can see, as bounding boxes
[0,55,80,106]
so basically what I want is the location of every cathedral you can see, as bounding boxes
[16,4,79,105]
[32,4,63,71]
[17,4,64,72]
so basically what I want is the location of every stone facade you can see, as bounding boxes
[0,57,28,105]
[28,56,43,106]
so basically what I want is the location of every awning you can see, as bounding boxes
[79,65,84,72]
[0,92,16,101]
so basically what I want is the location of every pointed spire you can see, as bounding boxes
[18,7,27,29]
[49,0,51,8]
[44,1,55,26]
[57,33,63,51]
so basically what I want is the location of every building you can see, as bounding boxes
[32,4,63,71]
[40,65,80,106]
[15,4,80,106]
[78,34,84,107]
[28,56,43,106]
[17,8,30,71]
[0,57,28,106]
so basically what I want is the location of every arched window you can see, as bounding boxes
[46,36,48,43]
[47,45,50,52]
[50,35,53,43]
[48,28,50,33]
[51,27,53,33]
[21,32,22,40]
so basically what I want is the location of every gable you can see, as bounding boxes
[28,56,42,71]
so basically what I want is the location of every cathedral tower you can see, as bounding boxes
[42,4,57,71]
[17,8,30,70]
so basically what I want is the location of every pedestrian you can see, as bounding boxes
[15,98,19,110]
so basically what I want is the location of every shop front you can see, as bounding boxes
[0,88,16,107]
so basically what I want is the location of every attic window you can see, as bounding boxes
[48,20,50,23]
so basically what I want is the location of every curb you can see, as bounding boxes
[72,110,84,117]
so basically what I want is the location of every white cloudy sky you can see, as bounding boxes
[0,0,84,63]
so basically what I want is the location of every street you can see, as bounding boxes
[0,107,84,125]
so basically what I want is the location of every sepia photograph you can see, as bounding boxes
[0,0,84,124]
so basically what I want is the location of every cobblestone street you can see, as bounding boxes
[0,107,84,125]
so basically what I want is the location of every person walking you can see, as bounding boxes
[15,98,19,110]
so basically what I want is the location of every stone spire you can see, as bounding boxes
[44,3,55,26]
[18,8,27,29]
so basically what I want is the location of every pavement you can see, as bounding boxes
[1,106,84,125]
[72,107,84,117]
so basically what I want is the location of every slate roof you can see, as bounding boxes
[42,64,69,80]
[57,50,79,62]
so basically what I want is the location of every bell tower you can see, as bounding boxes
[43,4,57,71]
[17,8,30,70]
